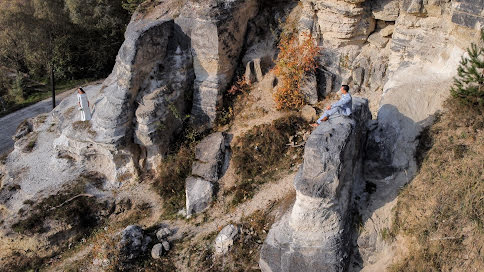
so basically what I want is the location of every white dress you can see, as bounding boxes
[77,93,91,121]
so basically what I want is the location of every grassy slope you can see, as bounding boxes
[389,99,484,271]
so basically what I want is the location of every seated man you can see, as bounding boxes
[311,85,352,127]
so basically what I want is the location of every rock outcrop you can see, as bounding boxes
[47,0,258,184]
[118,225,152,261]
[260,98,371,272]
[1,0,483,270]
[215,224,239,255]
[186,132,228,217]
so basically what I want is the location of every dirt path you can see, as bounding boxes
[0,83,103,156]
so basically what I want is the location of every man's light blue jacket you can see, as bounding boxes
[332,93,352,116]
[316,93,352,124]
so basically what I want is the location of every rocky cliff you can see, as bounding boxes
[0,0,483,270]
[260,98,371,272]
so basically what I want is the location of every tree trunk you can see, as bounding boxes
[50,64,55,109]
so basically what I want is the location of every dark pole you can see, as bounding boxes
[51,63,55,109]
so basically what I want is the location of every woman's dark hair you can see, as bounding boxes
[78,87,85,94]
[342,85,350,92]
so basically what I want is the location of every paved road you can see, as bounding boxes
[0,83,102,155]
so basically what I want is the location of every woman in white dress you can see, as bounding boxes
[77,88,91,121]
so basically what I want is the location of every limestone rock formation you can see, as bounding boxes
[260,98,371,272]
[186,132,228,217]
[370,0,400,21]
[192,132,228,182]
[245,58,264,84]
[452,0,484,29]
[215,224,239,255]
[1,0,483,270]
[185,176,214,217]
[42,0,258,184]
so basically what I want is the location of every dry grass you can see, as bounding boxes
[12,174,107,235]
[63,106,76,118]
[388,98,484,271]
[5,173,111,271]
[46,201,154,272]
[213,209,275,271]
[22,132,38,153]
[178,203,282,272]
[72,120,97,137]
[228,114,307,206]
[153,146,194,218]
[215,76,252,130]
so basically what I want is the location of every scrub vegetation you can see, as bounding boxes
[273,31,319,110]
[389,34,484,271]
[388,98,484,272]
[229,114,308,206]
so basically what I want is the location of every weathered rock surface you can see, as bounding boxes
[380,24,395,37]
[185,176,214,217]
[304,0,375,48]
[367,32,389,48]
[260,98,371,272]
[245,58,264,84]
[370,0,400,21]
[301,105,317,122]
[156,227,171,241]
[192,132,227,182]
[215,224,239,255]
[300,70,319,105]
[151,243,164,259]
[2,0,483,270]
[452,0,484,29]
[185,132,228,217]
[43,0,258,184]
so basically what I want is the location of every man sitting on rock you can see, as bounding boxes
[311,85,352,127]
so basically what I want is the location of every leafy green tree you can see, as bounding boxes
[451,29,484,108]
[122,0,147,14]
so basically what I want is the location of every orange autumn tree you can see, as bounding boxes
[273,32,319,110]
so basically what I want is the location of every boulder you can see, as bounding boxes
[13,119,33,141]
[162,240,170,252]
[301,105,318,123]
[260,98,371,272]
[119,225,152,261]
[215,224,239,255]
[156,227,172,241]
[191,132,227,182]
[185,132,228,217]
[380,25,395,37]
[185,176,214,217]
[151,243,164,259]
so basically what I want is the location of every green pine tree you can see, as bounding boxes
[450,29,484,108]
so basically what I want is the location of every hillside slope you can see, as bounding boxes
[388,99,483,271]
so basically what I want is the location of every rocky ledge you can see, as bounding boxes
[259,97,371,272]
